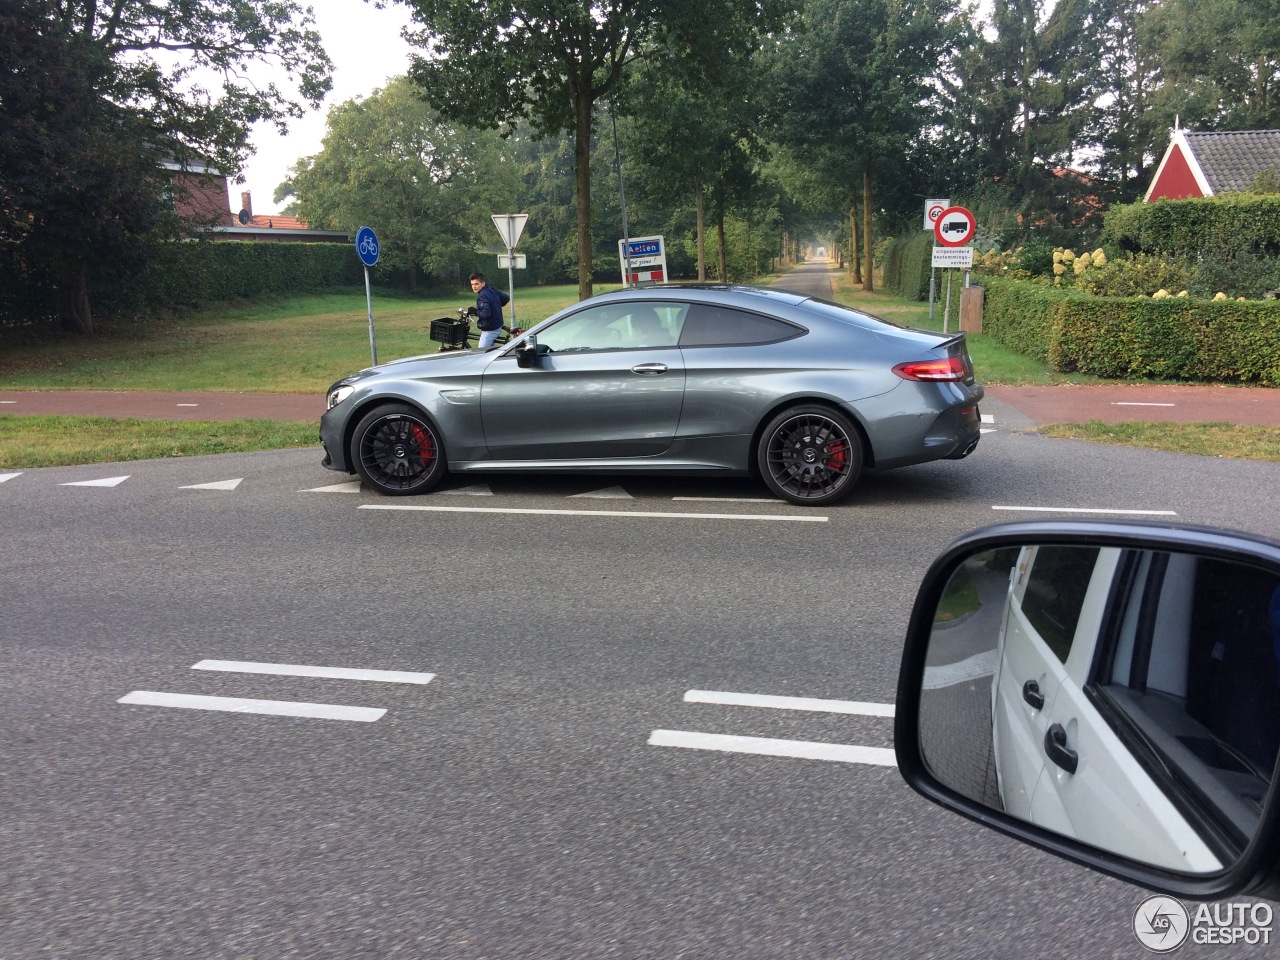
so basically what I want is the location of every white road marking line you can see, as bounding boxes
[439,484,494,496]
[61,475,129,488]
[0,472,22,483]
[117,691,385,722]
[180,478,243,491]
[570,485,634,499]
[648,730,897,766]
[981,414,995,423]
[993,505,1177,516]
[980,428,997,434]
[922,650,999,690]
[192,660,434,684]
[360,504,827,522]
[176,403,200,407]
[302,481,363,493]
[1113,402,1175,407]
[672,496,776,503]
[684,690,894,717]
[0,400,17,404]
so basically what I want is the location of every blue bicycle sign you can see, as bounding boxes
[355,226,379,267]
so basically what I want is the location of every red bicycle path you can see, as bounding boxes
[3,383,1279,427]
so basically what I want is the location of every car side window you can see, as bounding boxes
[1090,553,1280,857]
[1016,546,1100,663]
[678,303,803,347]
[533,302,686,353]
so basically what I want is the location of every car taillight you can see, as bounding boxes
[892,357,967,382]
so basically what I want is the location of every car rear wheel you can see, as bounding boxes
[757,405,862,506]
[350,403,446,496]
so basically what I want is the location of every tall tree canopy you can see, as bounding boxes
[291,77,520,290]
[401,0,790,300]
[2,0,332,332]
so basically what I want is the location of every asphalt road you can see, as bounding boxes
[4,407,1279,959]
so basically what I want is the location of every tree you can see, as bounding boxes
[291,77,520,290]
[1,0,332,332]
[401,0,789,300]
[768,0,964,290]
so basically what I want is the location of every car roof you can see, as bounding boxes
[586,283,812,308]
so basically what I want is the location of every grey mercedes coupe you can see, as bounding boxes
[319,284,984,506]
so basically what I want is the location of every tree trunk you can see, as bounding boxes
[58,262,94,334]
[695,173,706,282]
[714,180,727,282]
[849,191,862,284]
[573,81,594,301]
[862,167,874,293]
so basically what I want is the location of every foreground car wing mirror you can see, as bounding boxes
[514,334,551,368]
[895,521,1280,901]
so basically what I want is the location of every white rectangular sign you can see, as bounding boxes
[932,246,974,268]
[924,198,950,231]
[498,254,527,269]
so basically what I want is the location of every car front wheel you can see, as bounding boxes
[350,403,446,496]
[757,405,862,506]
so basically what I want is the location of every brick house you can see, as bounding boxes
[164,160,346,242]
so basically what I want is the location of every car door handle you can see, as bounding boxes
[1022,680,1045,710]
[631,363,668,376]
[1044,723,1078,775]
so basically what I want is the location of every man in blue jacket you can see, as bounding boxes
[469,272,511,349]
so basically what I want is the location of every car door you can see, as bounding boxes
[999,548,1225,872]
[479,302,687,461]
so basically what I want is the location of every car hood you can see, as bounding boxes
[327,349,488,392]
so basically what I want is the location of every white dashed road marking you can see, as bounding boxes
[440,484,494,496]
[1113,402,1175,407]
[993,505,1177,516]
[192,660,435,684]
[648,730,897,766]
[570,486,633,499]
[360,504,827,522]
[684,690,894,717]
[61,476,129,488]
[922,650,999,690]
[180,478,243,491]
[0,472,21,483]
[117,691,386,722]
[302,481,363,493]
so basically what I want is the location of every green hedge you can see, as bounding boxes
[882,232,934,301]
[982,276,1280,385]
[1102,194,1280,260]
[102,241,363,313]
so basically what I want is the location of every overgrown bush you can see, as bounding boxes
[881,232,933,301]
[1102,194,1280,260]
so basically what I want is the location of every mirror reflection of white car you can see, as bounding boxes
[991,545,1223,872]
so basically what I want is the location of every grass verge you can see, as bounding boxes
[1039,421,1280,462]
[0,416,317,468]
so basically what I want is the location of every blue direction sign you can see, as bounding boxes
[355,226,380,267]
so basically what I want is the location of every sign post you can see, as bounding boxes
[491,213,528,328]
[932,206,976,334]
[618,236,667,286]
[924,200,949,324]
[355,226,380,364]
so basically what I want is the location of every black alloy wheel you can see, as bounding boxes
[350,403,446,496]
[757,405,863,506]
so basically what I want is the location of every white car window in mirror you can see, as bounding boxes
[917,544,1280,877]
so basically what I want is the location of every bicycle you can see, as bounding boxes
[428,306,522,351]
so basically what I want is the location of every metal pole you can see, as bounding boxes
[942,269,952,334]
[611,96,631,286]
[928,267,936,325]
[364,266,377,365]
[506,245,517,328]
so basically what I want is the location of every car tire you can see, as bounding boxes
[757,404,863,506]
[350,403,446,496]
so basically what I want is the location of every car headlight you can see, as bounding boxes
[327,385,355,410]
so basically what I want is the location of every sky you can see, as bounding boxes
[235,1,417,217]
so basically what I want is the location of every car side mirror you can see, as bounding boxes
[895,520,1280,902]
[515,334,540,368]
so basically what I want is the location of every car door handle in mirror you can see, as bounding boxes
[1022,679,1045,710]
[631,363,668,376]
[1043,723,1078,775]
